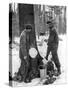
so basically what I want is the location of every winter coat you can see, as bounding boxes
[18,29,43,81]
[47,28,59,48]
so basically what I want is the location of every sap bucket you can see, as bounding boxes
[39,64,47,80]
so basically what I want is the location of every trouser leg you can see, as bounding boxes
[52,49,61,72]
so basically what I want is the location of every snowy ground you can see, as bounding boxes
[9,34,67,86]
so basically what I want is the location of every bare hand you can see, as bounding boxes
[24,56,27,59]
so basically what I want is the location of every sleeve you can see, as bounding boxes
[20,32,27,57]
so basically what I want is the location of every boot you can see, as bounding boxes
[57,68,61,76]
[54,68,61,76]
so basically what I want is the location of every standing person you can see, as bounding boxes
[18,25,32,83]
[45,20,61,76]
[13,24,43,83]
[13,25,32,83]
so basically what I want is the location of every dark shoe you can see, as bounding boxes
[57,70,61,76]
[54,70,61,76]
[13,75,23,82]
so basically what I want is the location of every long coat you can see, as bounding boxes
[17,29,43,81]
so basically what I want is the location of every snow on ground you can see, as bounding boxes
[9,34,67,86]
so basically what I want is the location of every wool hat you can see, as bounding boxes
[25,24,32,29]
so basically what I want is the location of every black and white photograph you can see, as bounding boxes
[9,2,67,87]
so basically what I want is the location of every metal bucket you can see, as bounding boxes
[39,64,47,80]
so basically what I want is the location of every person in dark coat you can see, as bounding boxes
[17,25,31,82]
[45,20,61,76]
[14,24,43,83]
